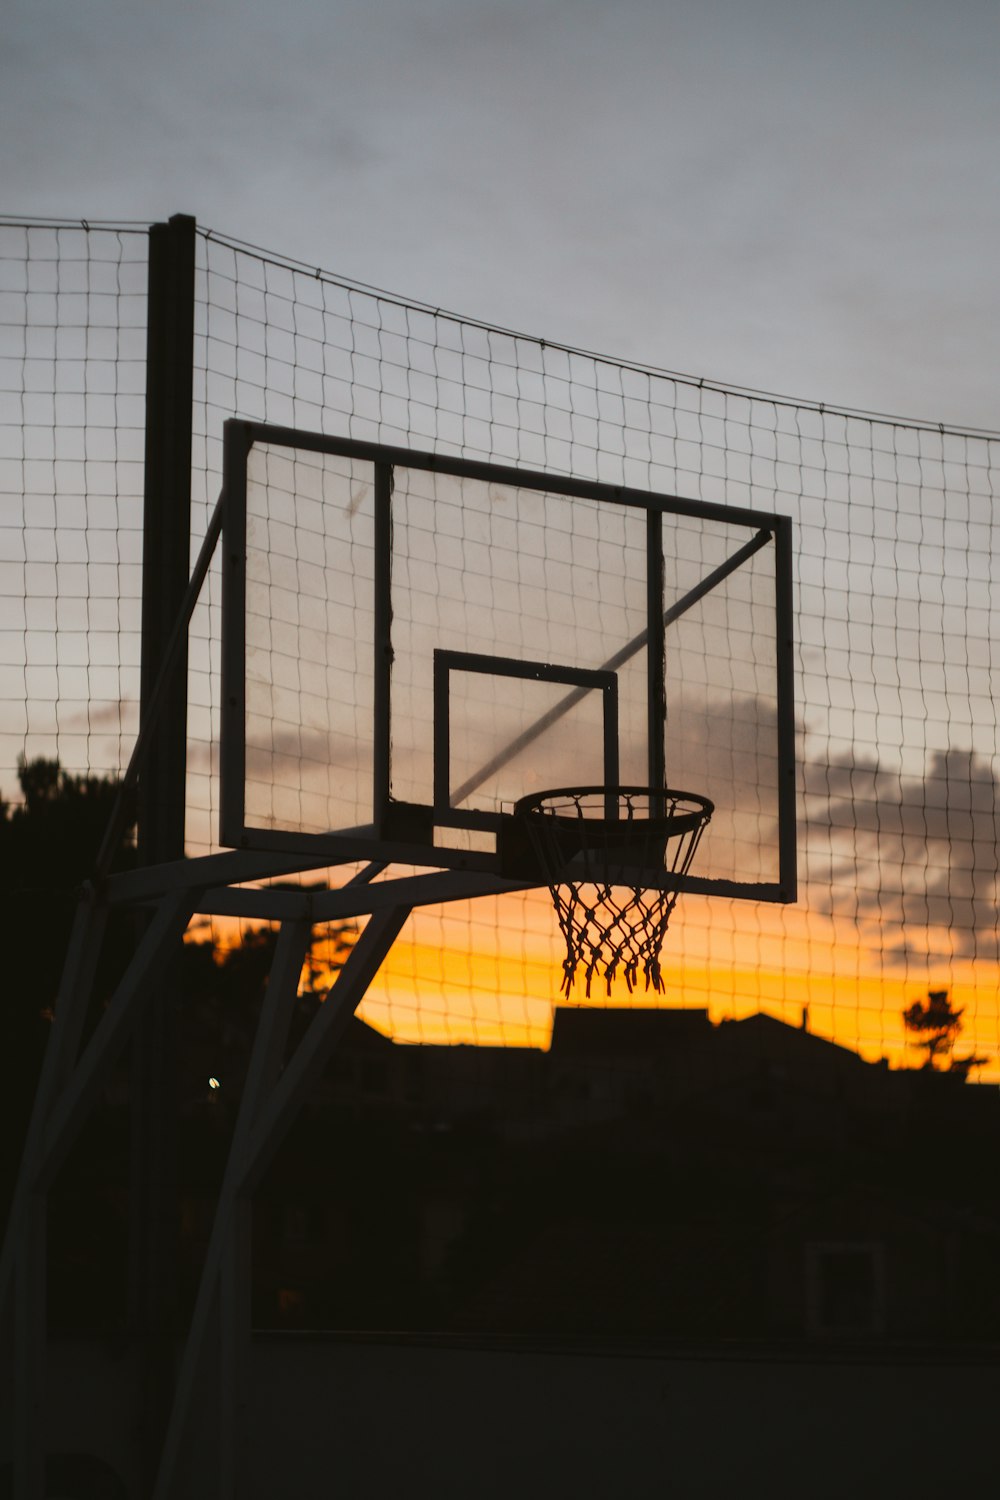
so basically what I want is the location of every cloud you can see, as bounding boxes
[804,744,1000,962]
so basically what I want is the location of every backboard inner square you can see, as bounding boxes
[433,650,620,823]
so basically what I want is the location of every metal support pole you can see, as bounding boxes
[373,460,393,828]
[133,211,197,1495]
[13,1197,47,1499]
[217,921,313,1499]
[137,212,196,866]
[2,887,192,1498]
[38,892,196,1189]
[155,919,312,1499]
[646,509,666,806]
[240,906,412,1195]
[0,893,107,1315]
[2,892,107,1500]
[153,906,409,1499]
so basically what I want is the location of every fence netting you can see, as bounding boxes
[2,217,998,1082]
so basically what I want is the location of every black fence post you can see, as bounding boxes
[132,212,196,1490]
[138,213,195,862]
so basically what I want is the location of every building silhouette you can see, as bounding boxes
[180,1006,999,1344]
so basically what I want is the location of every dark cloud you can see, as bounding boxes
[666,686,1000,963]
[804,745,1000,962]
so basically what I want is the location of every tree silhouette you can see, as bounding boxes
[0,755,357,1068]
[0,756,138,1228]
[0,753,137,1016]
[902,989,986,1077]
[0,757,358,1221]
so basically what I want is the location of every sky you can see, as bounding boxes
[4,0,999,430]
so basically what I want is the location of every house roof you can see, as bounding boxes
[549,1006,712,1058]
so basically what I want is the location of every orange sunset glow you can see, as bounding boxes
[7,222,1000,1116]
[298,887,1000,1081]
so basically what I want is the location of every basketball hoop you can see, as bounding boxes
[513,786,713,998]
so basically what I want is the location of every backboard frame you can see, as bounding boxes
[432,650,621,830]
[220,419,796,901]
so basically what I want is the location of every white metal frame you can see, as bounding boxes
[2,888,196,1497]
[0,857,452,1498]
[1,418,796,1496]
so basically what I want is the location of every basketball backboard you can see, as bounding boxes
[220,420,795,899]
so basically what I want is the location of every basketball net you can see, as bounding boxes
[514,787,713,997]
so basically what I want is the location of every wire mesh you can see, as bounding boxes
[2,216,1000,1084]
[0,221,147,791]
